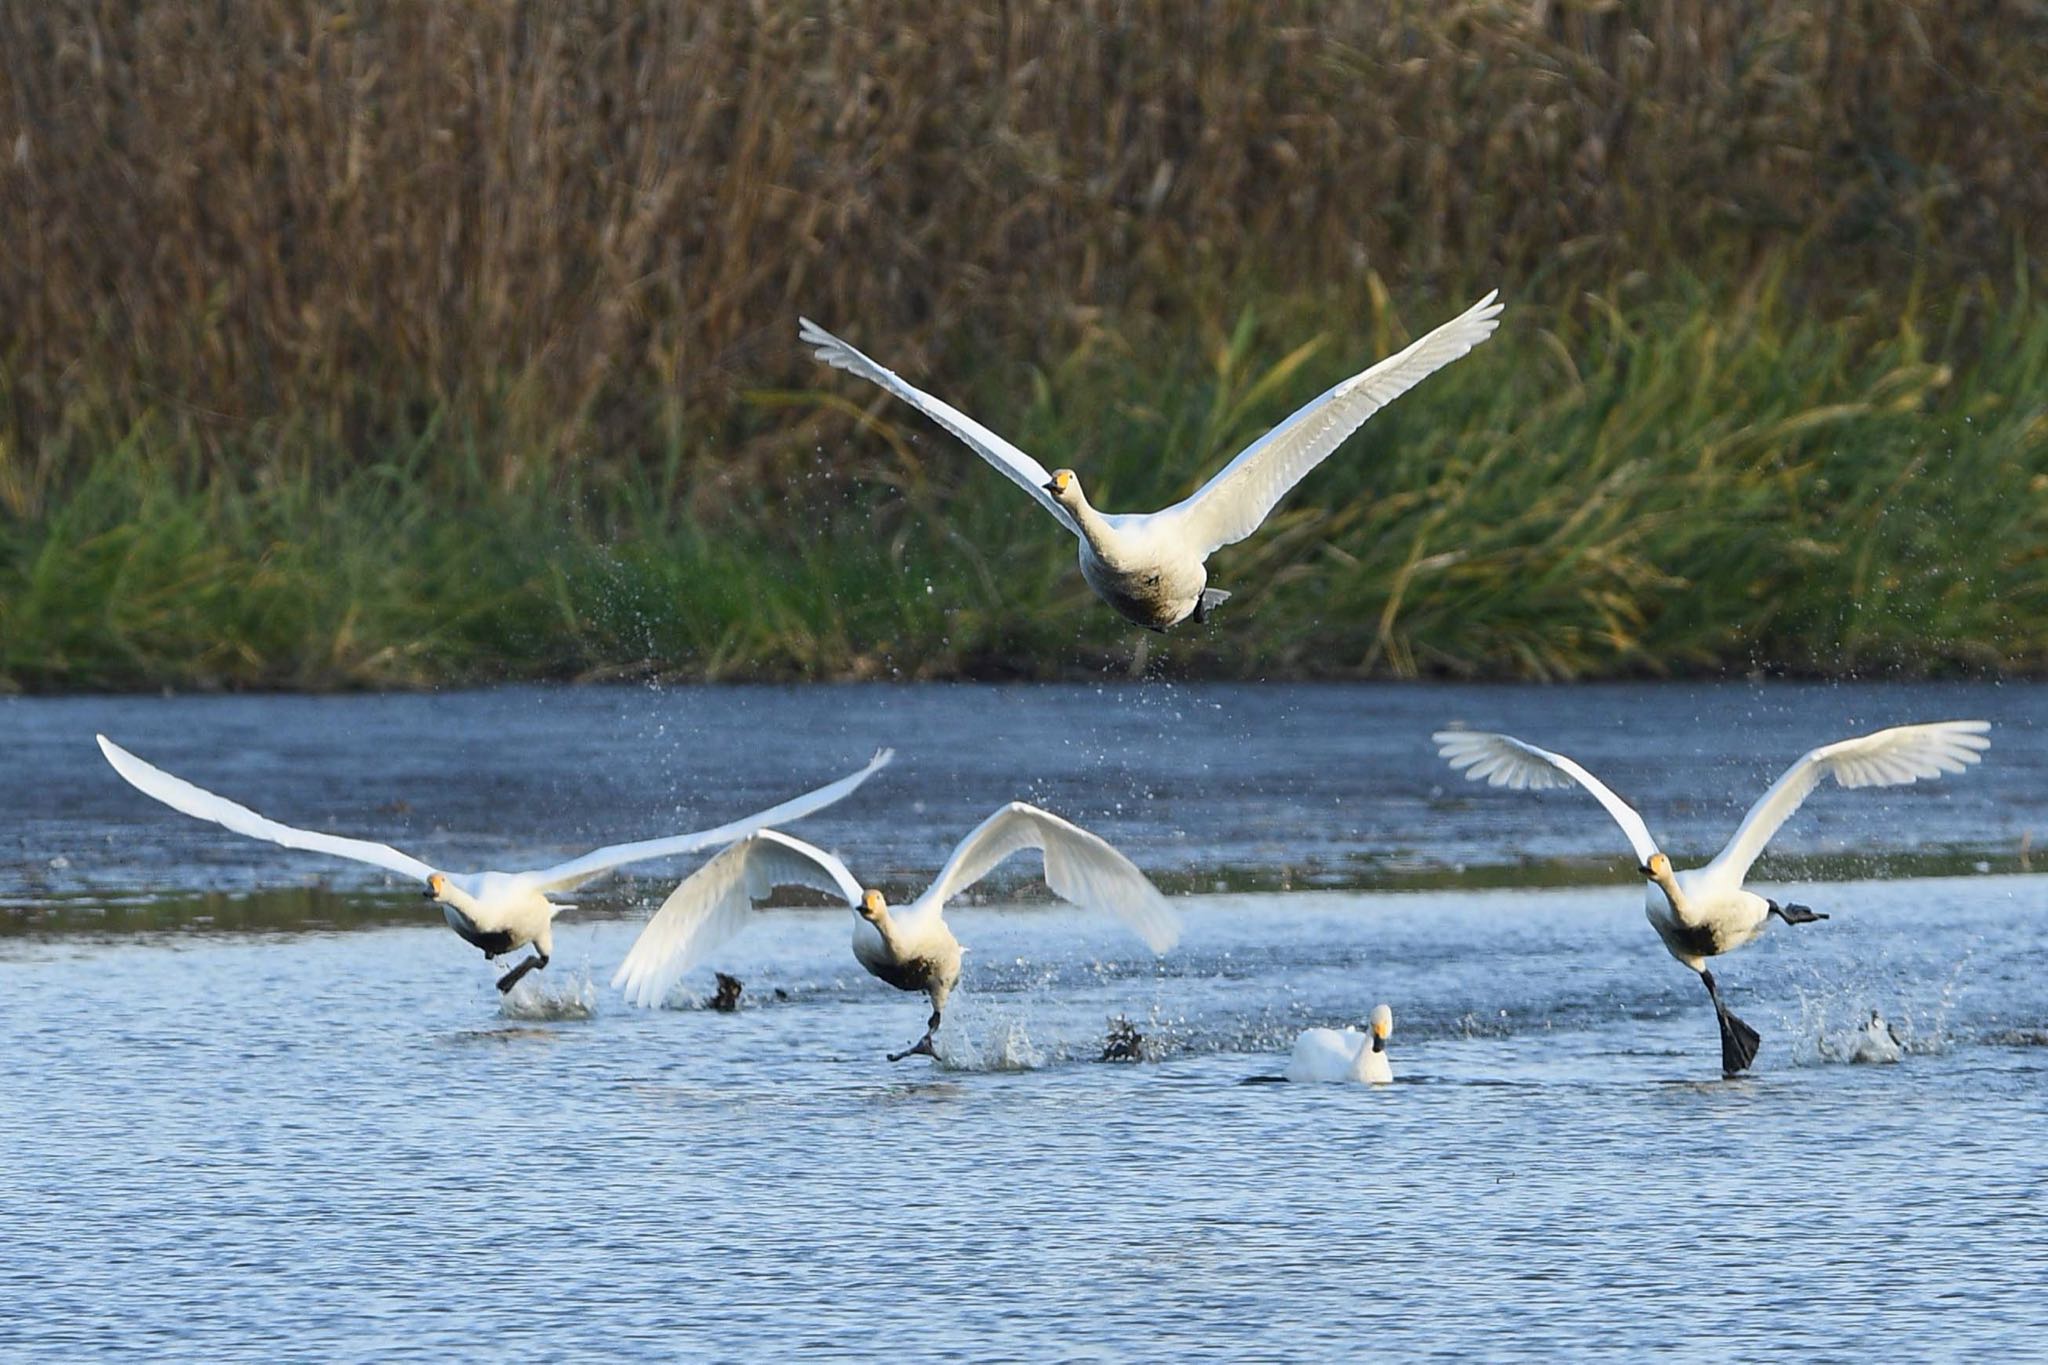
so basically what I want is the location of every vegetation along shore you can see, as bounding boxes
[2,2,2042,690]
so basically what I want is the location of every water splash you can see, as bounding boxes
[498,970,598,1021]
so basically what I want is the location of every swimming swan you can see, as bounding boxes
[1286,1004,1394,1084]
[800,294,1501,631]
[612,803,1180,1059]
[1434,721,1989,1075]
[97,735,891,992]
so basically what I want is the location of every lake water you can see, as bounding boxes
[3,682,2044,1358]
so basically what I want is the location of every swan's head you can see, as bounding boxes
[1042,468,1083,507]
[423,873,450,903]
[1369,1004,1394,1040]
[858,888,888,921]
[1639,852,1673,882]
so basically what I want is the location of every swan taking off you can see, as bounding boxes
[97,735,891,993]
[1286,1005,1395,1084]
[613,803,1180,1060]
[800,294,1500,631]
[1434,721,1989,1076]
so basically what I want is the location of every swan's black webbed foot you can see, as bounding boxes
[496,952,548,993]
[1717,1006,1762,1075]
[888,1033,938,1062]
[1768,900,1828,925]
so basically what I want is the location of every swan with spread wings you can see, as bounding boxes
[1434,722,1989,1075]
[98,735,891,994]
[613,802,1180,1061]
[801,294,1501,631]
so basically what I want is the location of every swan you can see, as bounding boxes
[1285,1004,1395,1084]
[1434,721,1989,1075]
[96,735,891,992]
[800,293,1501,631]
[612,803,1180,1060]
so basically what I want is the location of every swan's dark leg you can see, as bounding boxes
[1701,967,1761,1074]
[888,1006,942,1062]
[496,951,548,994]
[1768,900,1828,925]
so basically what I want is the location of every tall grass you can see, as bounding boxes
[1,3,2043,687]
[3,1,2041,487]
[5,267,2042,689]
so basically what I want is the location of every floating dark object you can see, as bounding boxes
[710,972,744,1012]
[1101,1015,1146,1062]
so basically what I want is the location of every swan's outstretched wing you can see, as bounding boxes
[1167,293,1502,554]
[530,749,892,892]
[922,802,1180,952]
[1705,721,1990,884]
[799,318,1081,536]
[611,830,862,1009]
[96,734,438,882]
[1434,729,1661,865]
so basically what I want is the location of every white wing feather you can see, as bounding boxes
[1705,721,1990,884]
[530,749,892,891]
[611,830,862,1009]
[97,734,438,882]
[1168,292,1503,553]
[921,802,1180,952]
[1433,729,1662,866]
[799,318,1081,536]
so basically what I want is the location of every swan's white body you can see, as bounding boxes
[97,735,891,990]
[802,294,1502,630]
[1435,722,1989,1073]
[1286,1005,1394,1084]
[613,803,1180,1059]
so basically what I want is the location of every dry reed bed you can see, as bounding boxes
[2,0,2041,503]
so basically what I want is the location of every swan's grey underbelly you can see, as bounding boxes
[860,955,944,995]
[1078,550,1202,630]
[443,905,519,956]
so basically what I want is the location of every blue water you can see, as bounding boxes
[2,683,2044,1358]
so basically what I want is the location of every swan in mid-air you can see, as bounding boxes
[613,803,1180,1059]
[97,735,892,992]
[1286,1005,1395,1084]
[800,293,1501,631]
[1434,721,1989,1075]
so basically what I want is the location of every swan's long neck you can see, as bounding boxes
[1350,1032,1388,1080]
[863,906,907,960]
[1650,862,1689,915]
[1065,491,1124,561]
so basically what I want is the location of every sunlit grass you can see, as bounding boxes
[2,271,2041,690]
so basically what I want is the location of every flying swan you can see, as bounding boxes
[800,293,1502,631]
[97,735,892,992]
[1433,721,1989,1075]
[613,802,1181,1059]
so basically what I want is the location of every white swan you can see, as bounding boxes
[801,294,1501,631]
[613,803,1180,1059]
[1286,1004,1394,1084]
[1434,721,1989,1075]
[97,735,891,993]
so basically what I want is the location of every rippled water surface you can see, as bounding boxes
[3,683,2045,1358]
